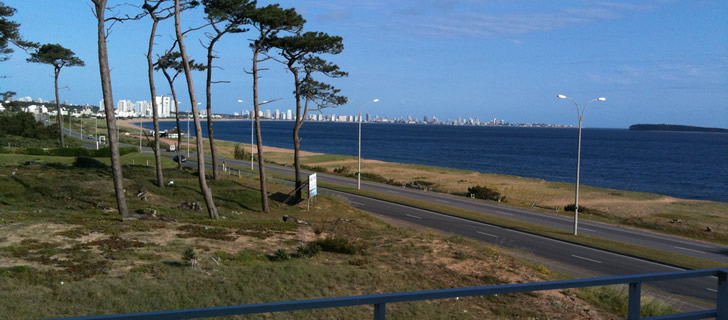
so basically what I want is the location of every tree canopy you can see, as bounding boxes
[27,43,85,70]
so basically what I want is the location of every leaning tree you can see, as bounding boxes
[174,0,218,219]
[155,50,206,170]
[27,44,84,148]
[246,4,304,212]
[90,0,130,219]
[270,32,347,202]
[201,0,255,180]
[142,0,175,188]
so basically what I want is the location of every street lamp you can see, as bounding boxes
[138,118,142,151]
[557,94,606,235]
[358,98,379,189]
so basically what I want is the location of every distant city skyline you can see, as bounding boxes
[9,94,574,128]
[2,1,726,128]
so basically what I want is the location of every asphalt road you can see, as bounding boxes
[65,129,724,308]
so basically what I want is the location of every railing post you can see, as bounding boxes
[628,282,641,320]
[374,303,386,320]
[717,271,727,320]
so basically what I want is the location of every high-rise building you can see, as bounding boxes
[286,109,292,120]
[154,96,174,118]
[117,100,134,115]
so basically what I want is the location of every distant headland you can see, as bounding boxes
[629,124,728,133]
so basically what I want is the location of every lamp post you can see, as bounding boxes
[95,117,98,150]
[243,98,283,170]
[138,118,142,151]
[557,94,606,236]
[358,98,379,189]
[238,99,254,170]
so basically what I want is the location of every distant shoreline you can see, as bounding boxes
[629,124,728,133]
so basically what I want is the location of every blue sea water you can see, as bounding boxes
[143,120,728,202]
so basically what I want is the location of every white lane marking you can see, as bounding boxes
[706,288,717,293]
[435,199,451,204]
[571,255,602,264]
[351,201,365,206]
[405,214,423,220]
[493,210,513,216]
[674,246,706,254]
[579,228,596,233]
[477,231,498,238]
[332,190,688,272]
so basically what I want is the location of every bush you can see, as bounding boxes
[564,203,592,213]
[269,249,291,262]
[182,248,196,263]
[24,148,47,155]
[296,242,321,258]
[468,185,504,201]
[314,237,360,255]
[333,166,352,174]
[301,165,328,173]
[73,157,107,169]
[234,144,255,161]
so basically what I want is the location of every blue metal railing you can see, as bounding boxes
[50,268,727,320]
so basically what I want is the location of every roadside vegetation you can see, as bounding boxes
[229,145,727,246]
[0,149,675,319]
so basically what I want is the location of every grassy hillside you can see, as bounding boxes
[0,152,673,319]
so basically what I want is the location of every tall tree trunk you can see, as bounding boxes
[54,67,64,148]
[252,48,269,212]
[205,34,223,180]
[161,69,183,170]
[172,89,183,170]
[291,68,302,202]
[146,18,164,188]
[175,0,218,219]
[93,0,128,219]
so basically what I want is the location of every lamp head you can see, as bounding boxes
[372,99,380,103]
[557,94,567,99]
[237,99,243,103]
[597,97,606,101]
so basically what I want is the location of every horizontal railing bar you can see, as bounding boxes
[50,268,726,320]
[641,310,717,320]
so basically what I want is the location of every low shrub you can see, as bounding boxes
[296,242,321,258]
[269,249,291,262]
[468,185,504,201]
[564,203,595,214]
[73,157,107,169]
[182,248,196,263]
[333,166,352,174]
[301,165,328,173]
[314,237,360,255]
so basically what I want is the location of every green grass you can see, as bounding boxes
[573,285,676,318]
[0,144,694,319]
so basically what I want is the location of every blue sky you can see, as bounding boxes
[2,0,726,128]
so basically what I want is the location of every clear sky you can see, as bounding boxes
[2,0,727,128]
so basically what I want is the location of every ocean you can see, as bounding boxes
[141,120,728,202]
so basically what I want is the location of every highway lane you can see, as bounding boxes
[259,163,728,264]
[324,189,719,308]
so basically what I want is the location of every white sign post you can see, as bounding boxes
[308,173,317,211]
